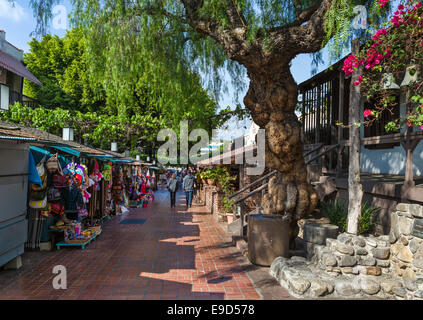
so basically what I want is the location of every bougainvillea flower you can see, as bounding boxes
[364,109,373,117]
[379,0,389,8]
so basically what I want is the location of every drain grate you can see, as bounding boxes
[119,219,147,225]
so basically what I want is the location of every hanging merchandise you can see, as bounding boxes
[50,202,65,216]
[29,157,48,209]
[47,187,61,202]
[29,197,48,210]
[103,164,112,182]
[46,153,60,173]
[81,164,90,188]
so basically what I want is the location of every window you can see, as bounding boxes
[363,94,400,138]
[0,84,9,110]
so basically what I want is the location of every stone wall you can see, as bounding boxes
[389,204,423,281]
[270,203,423,299]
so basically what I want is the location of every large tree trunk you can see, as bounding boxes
[244,67,318,246]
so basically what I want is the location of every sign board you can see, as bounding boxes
[411,219,423,239]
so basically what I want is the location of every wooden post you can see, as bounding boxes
[337,72,345,177]
[316,85,321,144]
[346,39,364,235]
[401,129,419,198]
[301,89,306,139]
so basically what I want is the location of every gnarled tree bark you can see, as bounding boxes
[180,0,332,247]
[244,67,318,246]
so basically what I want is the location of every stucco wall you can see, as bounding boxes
[360,142,423,176]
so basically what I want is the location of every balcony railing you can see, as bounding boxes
[9,90,40,109]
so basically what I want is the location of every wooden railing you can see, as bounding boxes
[9,90,40,109]
[232,143,339,238]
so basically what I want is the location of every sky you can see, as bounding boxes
[0,0,333,140]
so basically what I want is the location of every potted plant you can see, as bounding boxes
[221,193,235,224]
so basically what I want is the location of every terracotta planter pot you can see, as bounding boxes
[226,213,235,224]
[207,179,215,185]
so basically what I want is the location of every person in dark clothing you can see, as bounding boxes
[167,173,178,208]
[183,171,195,208]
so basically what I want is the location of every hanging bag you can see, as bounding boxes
[31,174,47,192]
[36,155,46,178]
[29,196,48,209]
[47,187,61,202]
[46,153,60,173]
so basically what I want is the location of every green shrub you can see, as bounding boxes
[360,201,379,234]
[321,200,348,232]
[320,200,380,235]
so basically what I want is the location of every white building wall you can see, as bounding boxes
[360,142,423,176]
[359,90,423,176]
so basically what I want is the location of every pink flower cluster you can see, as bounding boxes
[364,109,373,118]
[371,28,387,41]
[379,0,389,8]
[391,3,422,27]
[364,45,392,70]
[342,55,364,76]
[354,75,363,86]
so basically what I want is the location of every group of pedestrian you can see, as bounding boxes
[166,168,197,209]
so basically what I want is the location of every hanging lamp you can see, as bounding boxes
[401,65,419,87]
[381,73,400,90]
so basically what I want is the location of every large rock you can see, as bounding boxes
[355,248,368,255]
[376,259,390,268]
[391,212,414,237]
[366,238,378,247]
[357,277,381,295]
[335,243,354,255]
[403,268,416,281]
[335,280,361,296]
[353,237,366,247]
[309,279,333,297]
[365,266,382,276]
[392,286,407,298]
[397,246,413,263]
[303,222,339,245]
[326,238,337,249]
[322,253,337,267]
[399,236,409,246]
[337,255,357,267]
[410,204,423,218]
[380,280,402,294]
[269,256,289,279]
[358,256,376,266]
[413,258,423,269]
[287,276,311,295]
[409,239,420,254]
[404,280,418,291]
[371,247,390,260]
[337,233,354,245]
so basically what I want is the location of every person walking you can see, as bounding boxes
[183,170,195,209]
[167,173,178,208]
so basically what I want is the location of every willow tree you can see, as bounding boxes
[26,0,385,244]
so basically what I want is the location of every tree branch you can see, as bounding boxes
[267,0,332,63]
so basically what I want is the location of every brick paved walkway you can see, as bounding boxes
[0,190,265,300]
